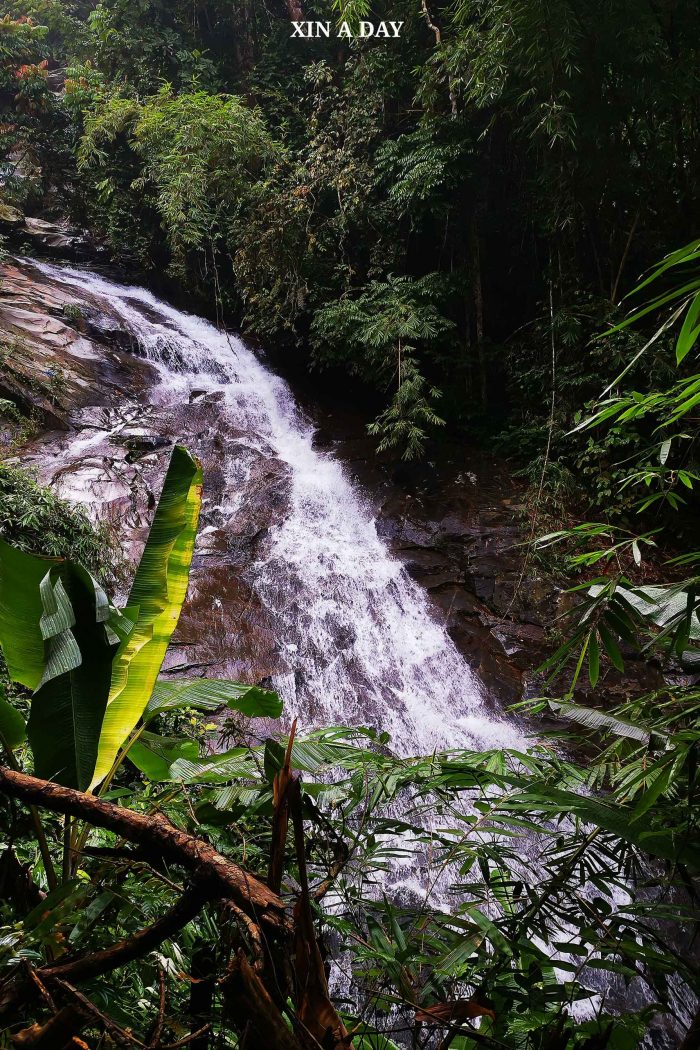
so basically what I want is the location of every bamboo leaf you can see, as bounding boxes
[676,291,700,363]
[598,623,625,672]
[588,633,600,688]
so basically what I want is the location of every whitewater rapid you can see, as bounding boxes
[26,259,526,757]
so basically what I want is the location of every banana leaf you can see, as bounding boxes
[0,689,26,751]
[127,730,199,781]
[144,678,282,721]
[90,446,202,789]
[28,564,115,789]
[0,538,59,689]
[548,700,666,745]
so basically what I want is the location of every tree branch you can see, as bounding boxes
[11,1006,85,1048]
[43,884,207,984]
[51,979,146,1049]
[0,767,288,932]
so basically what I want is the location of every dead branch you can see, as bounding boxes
[220,900,264,972]
[51,979,146,1049]
[222,950,305,1050]
[161,1025,211,1050]
[147,967,167,1049]
[421,0,441,44]
[289,780,353,1050]
[268,718,297,893]
[11,1006,84,1049]
[22,964,56,1013]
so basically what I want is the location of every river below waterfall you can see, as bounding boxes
[16,257,528,756]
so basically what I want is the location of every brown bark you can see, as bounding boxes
[0,886,209,1021]
[11,1006,85,1048]
[222,950,305,1050]
[50,979,146,1050]
[43,884,208,984]
[289,781,353,1050]
[268,719,297,894]
[0,766,288,930]
[220,900,264,972]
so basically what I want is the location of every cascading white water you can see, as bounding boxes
[26,258,526,758]
[18,260,695,1044]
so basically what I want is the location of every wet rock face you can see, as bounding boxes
[0,260,155,440]
[0,211,107,261]
[381,475,664,704]
[318,417,665,709]
[0,258,298,688]
[16,379,294,687]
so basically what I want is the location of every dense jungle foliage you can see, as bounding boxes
[0,0,698,474]
[0,444,697,1050]
[0,0,699,1047]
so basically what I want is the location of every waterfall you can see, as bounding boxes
[25,258,526,757]
[16,260,694,1045]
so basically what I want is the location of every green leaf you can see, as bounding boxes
[511,786,700,868]
[0,538,60,690]
[598,623,625,672]
[127,730,199,780]
[588,633,600,688]
[90,446,202,790]
[676,291,700,364]
[169,746,258,784]
[28,564,115,790]
[144,678,282,722]
[548,700,656,744]
[464,907,513,956]
[0,691,26,751]
[630,240,700,294]
[630,759,673,823]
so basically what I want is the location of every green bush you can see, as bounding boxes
[0,461,114,581]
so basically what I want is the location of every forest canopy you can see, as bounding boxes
[1,0,698,469]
